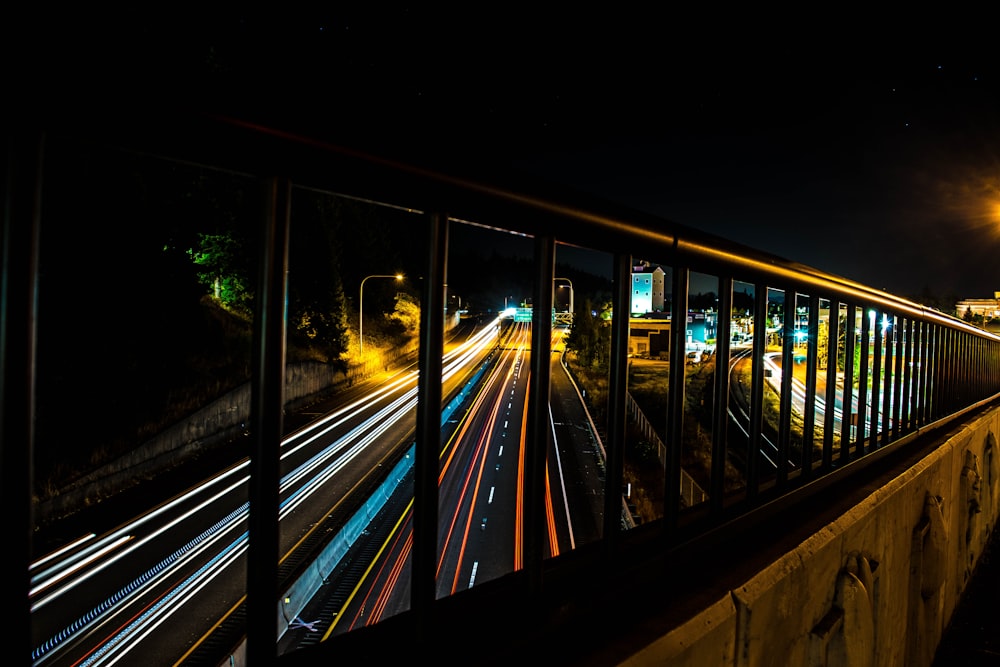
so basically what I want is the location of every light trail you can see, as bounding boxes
[514,373,530,572]
[30,536,133,599]
[316,319,601,640]
[547,403,573,553]
[31,317,504,665]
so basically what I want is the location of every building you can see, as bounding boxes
[629,316,671,358]
[955,291,1000,321]
[627,311,717,359]
[631,263,665,315]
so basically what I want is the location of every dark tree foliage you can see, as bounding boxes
[448,246,536,314]
[906,285,960,316]
[328,197,422,307]
[190,230,255,315]
[566,298,611,371]
[733,287,754,314]
[288,191,352,362]
[34,140,260,491]
[689,291,717,311]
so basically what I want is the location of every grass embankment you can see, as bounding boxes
[566,351,815,523]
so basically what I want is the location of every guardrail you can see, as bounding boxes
[5,112,1000,666]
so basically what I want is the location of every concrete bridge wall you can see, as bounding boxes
[616,403,999,667]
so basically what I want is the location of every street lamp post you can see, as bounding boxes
[555,277,574,315]
[360,274,403,355]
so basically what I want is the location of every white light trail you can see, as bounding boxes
[32,318,504,665]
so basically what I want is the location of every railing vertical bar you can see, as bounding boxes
[956,330,965,407]
[978,335,983,398]
[911,319,919,428]
[748,283,767,498]
[777,289,794,486]
[934,324,943,419]
[994,337,1000,396]
[956,330,964,409]
[857,306,871,457]
[969,333,976,400]
[525,233,554,593]
[982,337,988,398]
[880,313,894,447]
[976,338,988,400]
[930,323,943,421]
[912,320,922,426]
[972,334,979,399]
[968,332,976,402]
[925,322,935,423]
[977,336,985,399]
[939,327,952,417]
[412,211,447,622]
[711,276,733,511]
[966,331,974,403]
[801,293,819,479]
[892,315,905,438]
[951,332,969,405]
[986,337,992,398]
[994,337,999,397]
[604,253,632,546]
[840,303,856,464]
[823,299,840,470]
[869,310,884,452]
[986,337,993,397]
[247,176,290,666]
[991,337,996,396]
[990,337,996,396]
[966,332,972,402]
[901,319,914,432]
[992,337,998,397]
[988,337,993,397]
[666,266,689,530]
[943,328,955,414]
[2,129,42,667]
[917,321,929,425]
[954,329,962,409]
[981,336,988,398]
[979,339,992,398]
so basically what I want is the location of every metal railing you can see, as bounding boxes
[5,112,1000,666]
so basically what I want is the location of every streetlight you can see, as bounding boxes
[555,277,574,315]
[360,274,403,355]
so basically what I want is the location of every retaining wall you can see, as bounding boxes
[36,337,420,524]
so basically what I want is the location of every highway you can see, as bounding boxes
[31,314,903,665]
[727,344,843,473]
[278,322,608,651]
[29,317,504,667]
[727,340,911,478]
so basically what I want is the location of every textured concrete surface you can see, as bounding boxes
[932,522,1000,666]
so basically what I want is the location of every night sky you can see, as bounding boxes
[514,56,1000,302]
[20,9,1000,304]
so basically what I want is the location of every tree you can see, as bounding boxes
[386,292,421,337]
[189,231,255,314]
[286,191,355,361]
[566,298,610,370]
